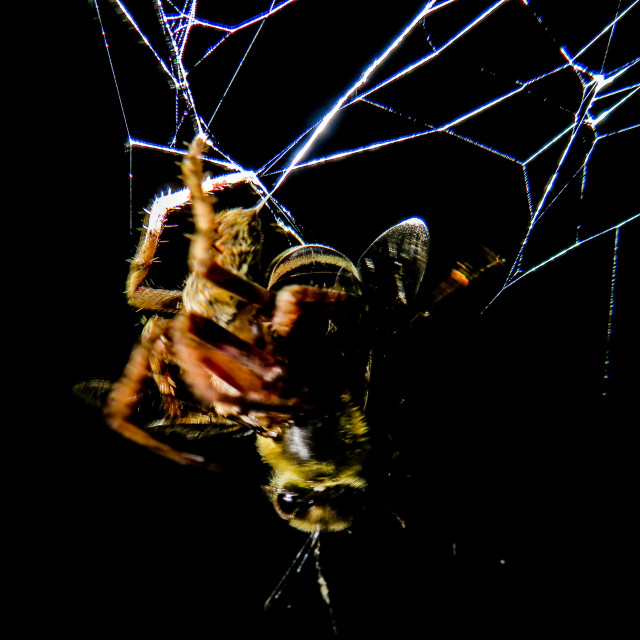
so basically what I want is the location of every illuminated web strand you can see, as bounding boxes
[516,65,629,237]
[94,0,134,230]
[508,143,597,283]
[360,97,410,118]
[272,117,519,175]
[599,4,618,75]
[347,0,510,108]
[162,3,199,141]
[527,78,603,226]
[601,227,620,397]
[108,0,204,135]
[598,122,640,137]
[95,1,131,140]
[593,76,640,103]
[259,124,318,176]
[522,124,575,166]
[487,213,639,310]
[167,0,286,119]
[110,0,178,86]
[192,33,231,70]
[156,1,205,134]
[443,130,517,163]
[268,0,450,196]
[160,0,196,59]
[207,1,275,128]
[164,0,299,34]
[265,68,536,175]
[571,0,638,63]
[180,0,299,70]
[580,78,638,193]
[128,138,242,171]
[537,48,636,203]
[504,49,638,286]
[589,82,639,126]
[278,130,435,171]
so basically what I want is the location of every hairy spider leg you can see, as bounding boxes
[142,315,181,418]
[104,317,220,468]
[141,315,243,431]
[181,135,225,277]
[126,150,247,312]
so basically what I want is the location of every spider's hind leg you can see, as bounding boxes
[143,315,182,419]
[104,316,210,467]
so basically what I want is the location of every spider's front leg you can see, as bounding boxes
[126,209,184,313]
[126,145,247,313]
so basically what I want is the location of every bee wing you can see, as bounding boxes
[357,217,429,324]
[73,378,250,448]
[73,379,116,408]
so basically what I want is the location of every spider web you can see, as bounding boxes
[84,0,638,635]
[94,0,637,272]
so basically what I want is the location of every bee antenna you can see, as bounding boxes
[263,529,319,611]
[313,534,338,636]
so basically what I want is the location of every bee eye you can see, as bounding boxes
[277,492,300,515]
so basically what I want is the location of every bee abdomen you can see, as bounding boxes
[267,244,362,294]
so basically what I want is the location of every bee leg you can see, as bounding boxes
[105,317,211,468]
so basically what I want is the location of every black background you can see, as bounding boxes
[32,1,638,637]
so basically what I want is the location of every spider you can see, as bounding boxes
[104,136,291,467]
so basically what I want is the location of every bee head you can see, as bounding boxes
[256,396,371,532]
[265,483,366,532]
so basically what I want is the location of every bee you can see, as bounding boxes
[100,135,497,533]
